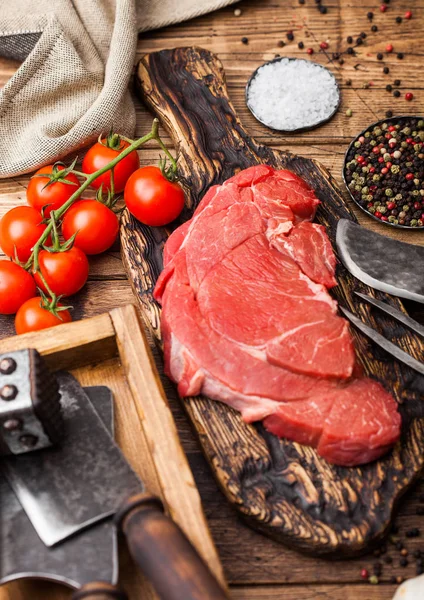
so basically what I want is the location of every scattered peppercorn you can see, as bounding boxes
[377,53,384,60]
[405,10,412,19]
[320,41,329,49]
[383,66,390,74]
[401,548,409,556]
[319,5,327,14]
[367,11,374,20]
[405,92,414,101]
[386,44,394,53]
[339,58,344,65]
[346,108,353,117]
[345,79,352,86]
[287,31,294,41]
[347,47,354,55]
[386,85,393,92]
[299,0,305,4]
[396,576,404,584]
[369,575,379,585]
[390,576,397,584]
[306,47,314,55]
[298,41,304,49]
[393,90,401,97]
[380,4,388,12]
[386,110,393,118]
[277,40,285,47]
[347,36,353,43]
[241,37,248,44]
[394,79,401,86]
[356,37,363,45]
[400,557,408,567]
[234,8,242,16]
[406,527,420,538]
[361,568,369,579]
[397,52,404,59]
[371,25,378,32]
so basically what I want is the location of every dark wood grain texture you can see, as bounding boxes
[117,493,228,600]
[120,46,424,558]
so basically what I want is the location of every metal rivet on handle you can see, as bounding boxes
[19,434,38,449]
[0,357,17,375]
[3,418,22,431]
[0,384,18,401]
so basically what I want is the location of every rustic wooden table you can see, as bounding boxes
[1,1,424,598]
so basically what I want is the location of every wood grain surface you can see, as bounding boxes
[1,1,424,598]
[0,307,225,600]
[121,44,424,557]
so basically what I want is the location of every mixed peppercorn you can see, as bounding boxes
[345,117,424,228]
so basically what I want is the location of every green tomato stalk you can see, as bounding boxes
[24,118,175,315]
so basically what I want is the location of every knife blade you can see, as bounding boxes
[2,371,141,548]
[355,292,424,338]
[0,386,117,590]
[340,307,424,376]
[336,219,424,304]
[3,371,228,600]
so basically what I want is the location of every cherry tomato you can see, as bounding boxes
[0,206,51,262]
[82,137,140,193]
[124,166,185,227]
[0,261,36,314]
[15,297,72,334]
[62,200,119,255]
[34,247,89,297]
[27,165,80,217]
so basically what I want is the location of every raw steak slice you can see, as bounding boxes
[154,165,401,466]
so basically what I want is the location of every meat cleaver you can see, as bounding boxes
[0,386,119,592]
[336,219,424,303]
[1,371,227,600]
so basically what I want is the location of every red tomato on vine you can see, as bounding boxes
[27,164,80,217]
[62,200,119,255]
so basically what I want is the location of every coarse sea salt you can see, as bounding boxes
[246,58,340,131]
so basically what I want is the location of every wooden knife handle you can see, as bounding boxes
[115,493,229,600]
[71,582,128,600]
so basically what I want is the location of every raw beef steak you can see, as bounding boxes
[154,166,401,466]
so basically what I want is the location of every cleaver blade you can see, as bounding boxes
[1,372,141,548]
[0,386,117,589]
[336,219,424,304]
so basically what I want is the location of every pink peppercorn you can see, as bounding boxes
[386,44,394,53]
[388,125,396,132]
[406,173,414,180]
[381,167,389,174]
[406,137,414,144]
[405,92,414,101]
[386,162,392,168]
[373,147,380,154]
[414,202,421,210]
[380,4,387,12]
[370,167,376,173]
[405,10,412,19]
[357,156,365,164]
[387,201,396,210]
[306,47,314,55]
[375,211,383,219]
[320,41,329,49]
[381,216,389,222]
[378,157,384,163]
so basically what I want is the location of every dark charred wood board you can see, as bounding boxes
[121,46,424,557]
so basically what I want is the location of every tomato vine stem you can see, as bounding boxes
[24,118,167,272]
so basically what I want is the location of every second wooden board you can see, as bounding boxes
[121,47,424,557]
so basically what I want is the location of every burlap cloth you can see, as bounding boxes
[0,0,238,178]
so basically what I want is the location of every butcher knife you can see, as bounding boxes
[0,387,119,592]
[2,371,227,600]
[336,219,424,303]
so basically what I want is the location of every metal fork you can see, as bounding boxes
[340,292,424,376]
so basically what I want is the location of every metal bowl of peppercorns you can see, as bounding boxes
[343,116,424,229]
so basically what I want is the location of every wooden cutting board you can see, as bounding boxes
[121,46,424,557]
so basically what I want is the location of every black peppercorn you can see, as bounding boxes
[383,66,390,74]
[371,25,378,32]
[299,0,305,3]
[396,16,402,23]
[339,58,344,65]
[393,90,401,97]
[394,79,401,86]
[361,32,367,39]
[397,52,404,59]
[241,37,248,44]
[319,5,327,14]
[400,557,409,567]
[406,528,420,538]
[287,31,294,41]
[298,41,304,49]
[356,37,363,45]
[347,36,353,44]
[277,40,285,47]
[377,53,384,60]
[390,576,397,584]
[367,11,374,19]
[386,110,393,118]
[347,47,354,55]
[386,84,393,92]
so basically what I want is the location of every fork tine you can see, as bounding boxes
[355,292,424,338]
[340,307,424,377]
